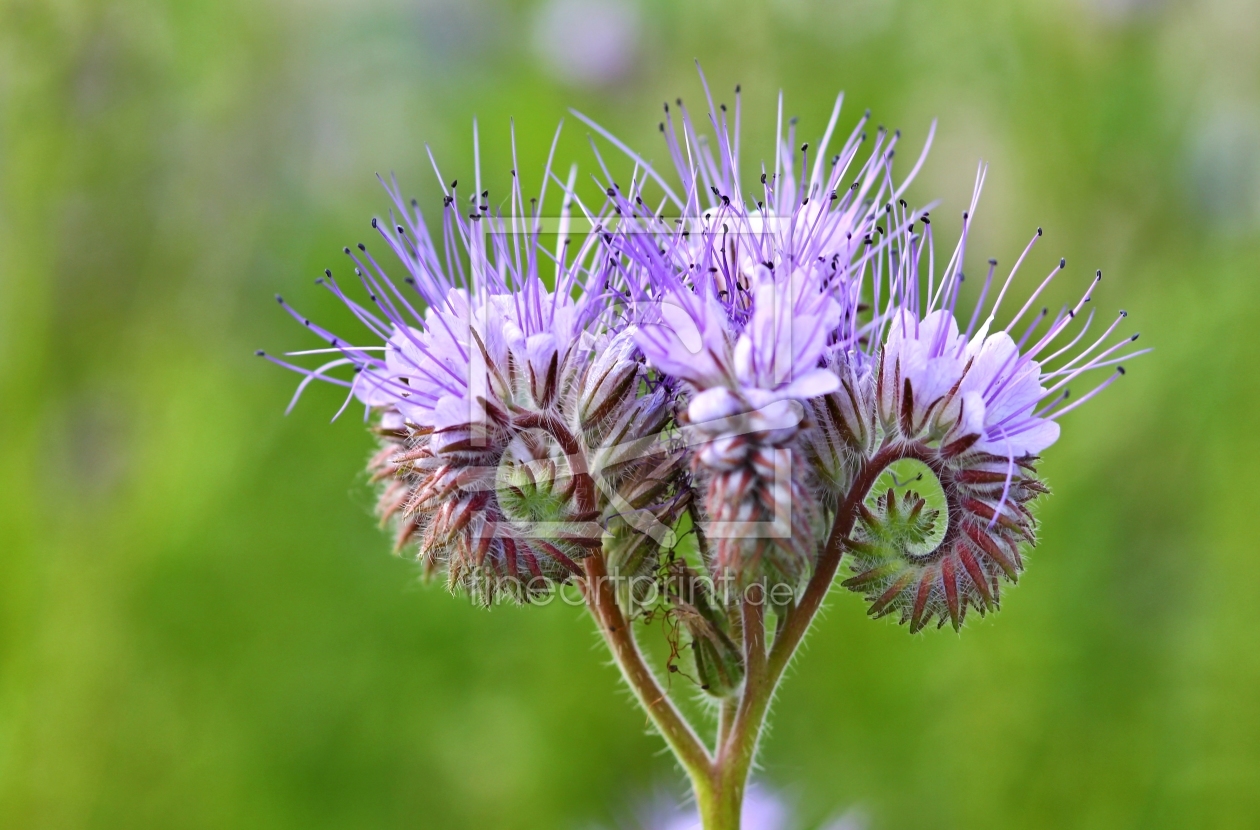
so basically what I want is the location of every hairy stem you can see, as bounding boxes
[583,555,713,779]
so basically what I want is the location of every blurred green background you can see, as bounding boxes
[2,0,1259,827]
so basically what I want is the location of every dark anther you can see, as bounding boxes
[1131,333,1141,341]
[830,191,838,200]
[659,122,665,132]
[450,179,457,188]
[371,218,378,228]
[357,243,366,251]
[722,195,730,205]
[255,350,265,356]
[735,84,741,93]
[676,97,683,106]
[410,198,418,207]
[397,225,404,234]
[711,185,720,195]
[275,294,284,303]
[963,212,969,220]
[850,182,859,190]
[343,246,351,254]
[1037,227,1043,236]
[988,258,997,265]
[481,190,488,197]
[1060,258,1066,269]
[1096,270,1102,279]
[325,269,332,277]
[899,199,907,208]
[760,173,767,183]
[921,217,930,225]
[801,142,809,152]
[720,103,726,112]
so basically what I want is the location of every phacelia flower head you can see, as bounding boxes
[837,173,1149,630]
[267,73,1146,629]
[262,136,687,604]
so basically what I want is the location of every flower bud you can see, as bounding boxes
[663,558,744,698]
[842,450,1047,632]
[687,397,817,591]
[802,356,877,499]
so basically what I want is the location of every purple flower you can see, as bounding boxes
[875,245,1145,461]
[357,283,585,431]
[260,151,685,603]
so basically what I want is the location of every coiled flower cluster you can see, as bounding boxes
[265,82,1145,634]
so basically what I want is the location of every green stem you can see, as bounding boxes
[583,555,712,777]
[694,769,744,830]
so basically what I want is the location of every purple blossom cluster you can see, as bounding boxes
[264,77,1145,625]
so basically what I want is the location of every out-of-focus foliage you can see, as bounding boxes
[2,0,1258,827]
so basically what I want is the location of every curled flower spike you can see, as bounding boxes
[833,169,1149,630]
